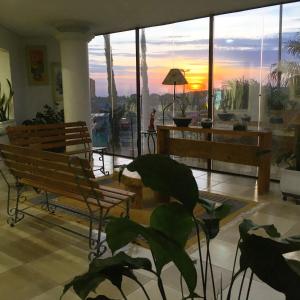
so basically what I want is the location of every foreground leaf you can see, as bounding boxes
[106,217,197,294]
[239,219,281,240]
[239,234,300,299]
[126,154,199,212]
[61,252,152,300]
[150,202,193,247]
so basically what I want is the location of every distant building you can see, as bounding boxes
[90,78,96,98]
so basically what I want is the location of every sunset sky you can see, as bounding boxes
[88,2,300,97]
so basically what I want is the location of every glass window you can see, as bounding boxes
[213,6,280,177]
[140,18,209,168]
[89,31,137,157]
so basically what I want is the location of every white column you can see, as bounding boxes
[56,30,94,131]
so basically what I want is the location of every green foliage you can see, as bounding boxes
[61,252,152,300]
[126,154,199,213]
[228,219,300,300]
[0,79,14,122]
[22,104,64,125]
[106,203,197,295]
[220,79,257,112]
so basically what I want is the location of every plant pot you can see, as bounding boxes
[201,119,213,128]
[280,168,300,198]
[241,116,251,122]
[270,116,283,124]
[173,117,192,127]
[233,123,247,131]
[0,120,15,144]
[218,113,235,121]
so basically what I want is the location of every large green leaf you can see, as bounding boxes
[239,234,300,299]
[150,202,193,247]
[87,296,117,300]
[239,219,281,240]
[126,154,199,212]
[106,217,197,294]
[61,252,152,300]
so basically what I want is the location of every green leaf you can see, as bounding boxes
[87,296,118,300]
[106,217,197,294]
[150,202,193,247]
[239,234,300,298]
[61,252,152,300]
[239,219,281,240]
[126,154,199,212]
[287,259,300,277]
[202,217,220,239]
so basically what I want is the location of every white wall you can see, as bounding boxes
[0,26,26,123]
[22,36,61,120]
[0,25,61,124]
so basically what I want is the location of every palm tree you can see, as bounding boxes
[287,33,300,57]
[104,34,122,151]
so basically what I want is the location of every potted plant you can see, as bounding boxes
[0,79,14,137]
[61,155,300,300]
[173,94,192,127]
[267,86,288,124]
[277,123,300,202]
[217,88,235,121]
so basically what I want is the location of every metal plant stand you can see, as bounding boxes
[92,147,109,175]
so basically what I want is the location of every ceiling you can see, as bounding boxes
[0,0,297,37]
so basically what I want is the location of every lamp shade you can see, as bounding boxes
[162,68,188,85]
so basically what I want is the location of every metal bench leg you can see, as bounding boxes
[42,192,56,214]
[88,207,107,261]
[7,182,25,226]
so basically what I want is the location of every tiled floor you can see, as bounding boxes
[0,155,299,299]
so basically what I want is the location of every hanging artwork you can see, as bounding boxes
[51,62,63,102]
[26,46,48,85]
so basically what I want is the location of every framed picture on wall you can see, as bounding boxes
[26,45,48,85]
[51,62,63,102]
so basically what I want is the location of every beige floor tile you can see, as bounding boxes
[25,249,88,285]
[162,260,232,299]
[0,235,56,263]
[248,211,297,235]
[210,182,254,198]
[221,274,284,300]
[0,251,23,274]
[195,177,221,189]
[0,265,57,300]
[31,285,78,300]
[259,202,300,221]
[127,279,182,300]
[191,239,238,272]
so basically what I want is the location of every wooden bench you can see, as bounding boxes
[0,143,135,260]
[5,121,108,174]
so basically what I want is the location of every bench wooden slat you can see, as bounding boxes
[1,152,91,177]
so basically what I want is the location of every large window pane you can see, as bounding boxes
[265,2,300,179]
[140,19,209,168]
[89,31,137,157]
[213,6,280,177]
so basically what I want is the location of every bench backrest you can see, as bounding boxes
[0,143,131,208]
[6,121,91,153]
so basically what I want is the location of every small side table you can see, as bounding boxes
[92,147,109,175]
[141,130,157,154]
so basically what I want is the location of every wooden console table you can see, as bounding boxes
[157,125,272,194]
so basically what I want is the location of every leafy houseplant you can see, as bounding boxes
[0,79,13,122]
[61,154,300,299]
[22,103,64,125]
[173,94,192,127]
[277,125,300,201]
[0,79,15,137]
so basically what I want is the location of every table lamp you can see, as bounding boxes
[162,68,188,124]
